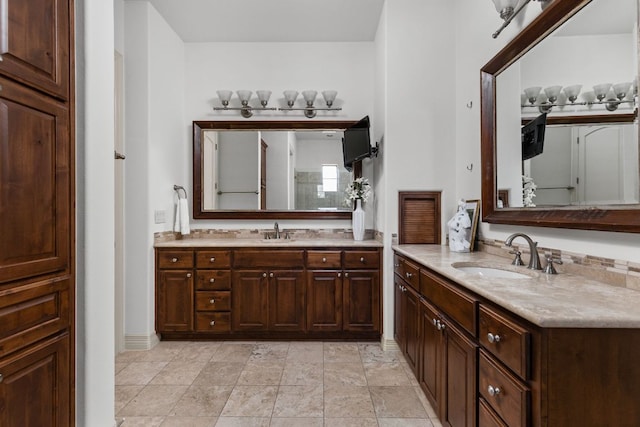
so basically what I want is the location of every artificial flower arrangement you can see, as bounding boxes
[522,175,537,207]
[345,177,372,204]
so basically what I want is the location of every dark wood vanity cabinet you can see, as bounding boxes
[156,246,381,339]
[0,0,75,425]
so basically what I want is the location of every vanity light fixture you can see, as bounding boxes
[492,0,551,39]
[521,81,636,113]
[214,89,342,118]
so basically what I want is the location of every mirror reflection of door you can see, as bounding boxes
[260,139,267,209]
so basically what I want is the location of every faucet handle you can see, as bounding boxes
[509,250,525,266]
[543,255,563,275]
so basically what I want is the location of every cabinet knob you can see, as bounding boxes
[171,257,178,263]
[487,385,501,397]
[0,373,3,383]
[269,272,274,278]
[209,278,215,283]
[345,272,349,278]
[360,257,365,263]
[186,273,192,278]
[338,272,342,278]
[210,257,215,263]
[209,299,216,304]
[432,318,438,326]
[402,286,407,292]
[394,263,400,268]
[263,273,267,277]
[322,257,327,263]
[487,333,502,344]
[405,272,413,279]
[436,320,446,331]
[210,320,216,326]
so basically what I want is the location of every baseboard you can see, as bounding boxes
[124,333,159,350]
[381,336,400,351]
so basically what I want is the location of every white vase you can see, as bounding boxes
[352,199,365,241]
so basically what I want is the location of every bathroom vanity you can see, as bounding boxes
[155,239,382,340]
[394,245,640,427]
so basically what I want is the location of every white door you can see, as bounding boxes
[114,51,125,354]
[528,126,574,205]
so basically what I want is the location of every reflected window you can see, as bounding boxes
[322,164,339,192]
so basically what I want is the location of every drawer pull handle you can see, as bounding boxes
[394,263,400,268]
[405,272,413,279]
[322,257,327,263]
[436,320,446,331]
[210,257,215,262]
[487,333,502,344]
[487,385,501,397]
[209,299,216,304]
[360,257,365,263]
[171,257,178,263]
[186,273,192,278]
[209,278,215,283]
[210,320,216,326]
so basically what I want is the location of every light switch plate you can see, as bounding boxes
[154,209,166,224]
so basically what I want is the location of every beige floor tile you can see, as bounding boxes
[214,417,270,427]
[324,362,367,386]
[248,342,290,361]
[270,417,323,427]
[116,362,129,375]
[377,419,434,427]
[118,385,189,417]
[363,362,412,386]
[120,416,165,426]
[160,416,217,427]
[115,385,145,414]
[358,343,401,363]
[220,385,278,417]
[237,360,284,385]
[210,343,255,363]
[324,418,378,427]
[272,385,323,418]
[286,342,324,363]
[116,362,168,386]
[369,386,427,418]
[136,344,185,362]
[174,342,223,362]
[116,351,144,364]
[324,342,361,363]
[280,361,324,385]
[169,385,233,417]
[150,361,207,385]
[414,386,438,419]
[192,362,245,386]
[323,385,375,418]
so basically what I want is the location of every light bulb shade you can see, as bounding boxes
[593,83,612,101]
[236,90,252,105]
[302,90,317,106]
[283,90,298,107]
[563,85,582,103]
[523,86,542,104]
[322,90,338,107]
[613,82,631,100]
[256,90,272,106]
[492,0,518,19]
[544,85,562,103]
[217,90,233,106]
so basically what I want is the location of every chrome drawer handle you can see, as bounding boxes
[209,278,215,283]
[405,272,413,278]
[209,299,216,304]
[186,273,192,278]
[171,257,178,263]
[436,320,446,331]
[487,333,502,344]
[322,257,327,262]
[210,257,215,262]
[210,320,216,326]
[360,257,365,263]
[487,385,501,396]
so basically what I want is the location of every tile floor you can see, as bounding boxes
[115,341,443,427]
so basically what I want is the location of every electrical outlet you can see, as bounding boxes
[154,209,166,224]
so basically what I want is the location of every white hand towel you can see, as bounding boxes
[174,198,191,235]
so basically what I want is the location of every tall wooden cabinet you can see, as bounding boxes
[0,0,75,425]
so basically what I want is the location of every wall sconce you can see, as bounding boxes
[492,0,551,39]
[521,81,637,113]
[214,89,342,118]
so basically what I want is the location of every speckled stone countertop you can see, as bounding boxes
[155,238,383,248]
[393,244,640,329]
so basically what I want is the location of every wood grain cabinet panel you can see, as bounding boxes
[307,271,342,331]
[479,305,530,379]
[232,271,268,331]
[268,270,305,331]
[156,270,193,332]
[343,270,380,333]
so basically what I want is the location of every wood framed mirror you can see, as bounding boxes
[193,120,363,220]
[481,0,640,233]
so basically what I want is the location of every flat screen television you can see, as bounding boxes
[521,113,546,160]
[342,116,371,170]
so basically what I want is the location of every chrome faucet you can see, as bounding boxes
[504,233,542,270]
[274,222,281,239]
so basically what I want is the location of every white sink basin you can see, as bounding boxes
[452,263,534,279]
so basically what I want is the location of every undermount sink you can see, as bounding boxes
[451,262,535,279]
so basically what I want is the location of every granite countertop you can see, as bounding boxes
[393,244,640,329]
[155,238,383,248]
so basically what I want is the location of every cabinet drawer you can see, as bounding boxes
[479,350,529,427]
[195,312,231,332]
[421,269,476,336]
[479,397,508,427]
[344,250,380,269]
[393,254,403,276]
[196,250,231,268]
[158,250,194,269]
[400,259,420,290]
[307,251,342,269]
[196,291,231,311]
[233,250,304,269]
[479,305,530,379]
[196,270,231,290]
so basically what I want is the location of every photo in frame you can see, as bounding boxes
[465,199,480,251]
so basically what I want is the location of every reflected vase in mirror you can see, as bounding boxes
[352,199,365,241]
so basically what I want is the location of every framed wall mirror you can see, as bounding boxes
[481,0,640,233]
[193,120,362,219]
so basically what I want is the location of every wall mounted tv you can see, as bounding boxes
[521,113,547,160]
[342,116,371,171]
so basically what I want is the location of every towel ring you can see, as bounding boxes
[173,185,187,199]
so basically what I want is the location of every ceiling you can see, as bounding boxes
[147,0,386,43]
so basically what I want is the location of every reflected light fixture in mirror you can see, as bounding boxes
[522,81,636,113]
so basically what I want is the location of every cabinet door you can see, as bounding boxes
[0,0,70,99]
[419,299,442,413]
[307,271,342,331]
[232,271,268,331]
[403,283,420,374]
[343,270,380,332]
[0,77,70,283]
[394,275,405,348]
[157,270,193,332]
[269,270,305,331]
[0,333,70,427]
[442,319,477,427]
